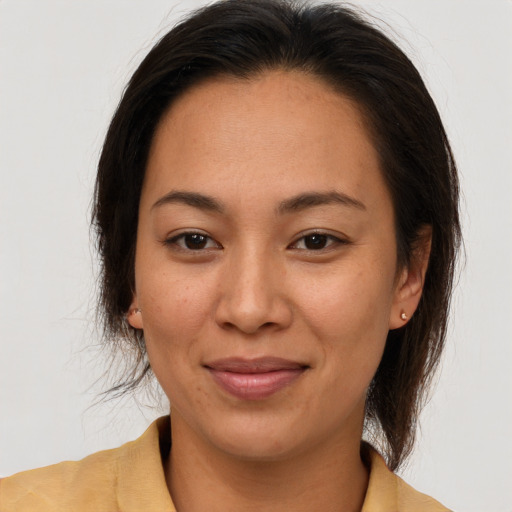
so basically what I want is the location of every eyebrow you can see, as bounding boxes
[151,190,224,213]
[151,189,366,215]
[277,191,366,214]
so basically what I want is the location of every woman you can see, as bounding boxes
[0,0,460,510]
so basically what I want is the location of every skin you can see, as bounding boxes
[128,70,428,511]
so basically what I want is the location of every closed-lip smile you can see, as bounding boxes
[204,357,309,400]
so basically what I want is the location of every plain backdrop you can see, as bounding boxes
[1,1,511,511]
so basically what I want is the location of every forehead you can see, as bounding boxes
[143,70,386,209]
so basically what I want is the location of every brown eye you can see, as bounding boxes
[165,232,220,251]
[290,232,348,252]
[304,234,329,250]
[184,233,208,250]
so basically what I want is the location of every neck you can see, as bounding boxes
[165,414,369,512]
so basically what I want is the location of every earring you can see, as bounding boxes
[400,311,408,321]
[133,308,142,314]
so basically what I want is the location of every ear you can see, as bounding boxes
[389,226,432,330]
[126,295,144,330]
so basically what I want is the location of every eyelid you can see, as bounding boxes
[162,229,349,252]
[163,230,222,251]
[288,230,350,251]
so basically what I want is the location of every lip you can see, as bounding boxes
[204,357,308,401]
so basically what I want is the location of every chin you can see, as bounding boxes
[213,430,301,462]
[197,409,324,463]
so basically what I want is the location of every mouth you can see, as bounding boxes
[204,357,309,401]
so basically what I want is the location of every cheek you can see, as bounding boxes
[298,264,393,332]
[137,268,216,365]
[139,271,218,410]
[294,263,394,375]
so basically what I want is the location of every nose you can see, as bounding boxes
[214,246,293,335]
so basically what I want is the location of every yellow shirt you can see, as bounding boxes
[0,417,450,511]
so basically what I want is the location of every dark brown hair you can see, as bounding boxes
[92,0,461,471]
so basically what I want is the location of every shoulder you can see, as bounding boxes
[0,417,174,512]
[363,446,452,512]
[0,443,124,512]
[396,476,451,512]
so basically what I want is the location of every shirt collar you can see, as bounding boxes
[120,417,399,512]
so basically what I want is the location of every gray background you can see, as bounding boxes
[1,1,511,511]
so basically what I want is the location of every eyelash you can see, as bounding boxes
[164,232,221,251]
[163,231,349,253]
[289,232,348,251]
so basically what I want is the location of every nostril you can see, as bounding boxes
[214,290,293,334]
[220,320,277,333]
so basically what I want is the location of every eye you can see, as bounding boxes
[165,232,221,251]
[290,232,347,251]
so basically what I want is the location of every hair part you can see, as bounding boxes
[92,0,461,471]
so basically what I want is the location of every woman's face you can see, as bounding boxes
[129,70,416,460]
